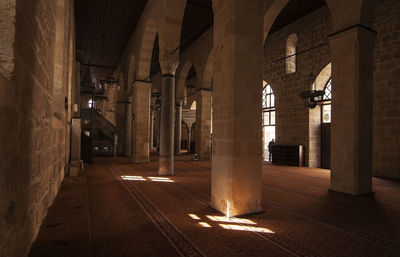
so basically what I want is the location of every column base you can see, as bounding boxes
[131,156,149,163]
[211,195,262,217]
[328,188,375,196]
[158,156,174,176]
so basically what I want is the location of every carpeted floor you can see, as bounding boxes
[29,154,400,257]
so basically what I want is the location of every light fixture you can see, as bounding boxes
[299,1,324,109]
[299,73,324,109]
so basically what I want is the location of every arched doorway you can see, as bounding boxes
[262,81,276,161]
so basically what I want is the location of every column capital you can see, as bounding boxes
[329,24,377,41]
[160,60,178,76]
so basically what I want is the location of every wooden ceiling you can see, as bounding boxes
[74,0,148,77]
[75,0,326,79]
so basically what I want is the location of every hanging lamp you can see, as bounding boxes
[299,1,324,109]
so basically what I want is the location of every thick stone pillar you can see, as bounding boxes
[329,26,376,195]
[174,99,183,155]
[158,61,178,175]
[131,81,151,163]
[195,89,212,160]
[124,99,132,157]
[211,0,263,217]
[150,107,155,148]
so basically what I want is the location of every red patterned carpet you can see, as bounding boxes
[29,155,400,257]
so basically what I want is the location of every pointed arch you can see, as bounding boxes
[136,17,158,80]
[203,48,214,90]
[126,55,136,91]
[176,60,194,100]
[263,0,290,44]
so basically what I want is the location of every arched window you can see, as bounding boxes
[321,78,331,123]
[286,34,298,74]
[88,99,94,108]
[262,84,275,125]
[262,81,276,161]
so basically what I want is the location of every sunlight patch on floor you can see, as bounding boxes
[148,177,175,182]
[189,214,201,220]
[199,222,212,228]
[121,176,146,181]
[219,224,274,233]
[120,176,174,182]
[206,215,256,225]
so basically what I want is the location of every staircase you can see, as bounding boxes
[81,108,123,156]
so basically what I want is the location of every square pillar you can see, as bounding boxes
[131,81,151,163]
[211,0,263,216]
[174,99,183,155]
[329,26,376,195]
[195,89,212,160]
[124,99,132,157]
[71,118,81,161]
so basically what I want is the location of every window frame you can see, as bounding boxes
[262,84,276,126]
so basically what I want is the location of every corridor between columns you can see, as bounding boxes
[29,156,400,257]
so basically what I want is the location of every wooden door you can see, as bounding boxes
[321,123,330,169]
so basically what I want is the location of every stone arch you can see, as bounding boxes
[286,34,298,74]
[176,60,194,100]
[263,0,290,44]
[315,63,331,91]
[156,0,187,63]
[202,49,214,90]
[325,0,377,31]
[308,62,331,168]
[126,55,136,91]
[136,17,158,80]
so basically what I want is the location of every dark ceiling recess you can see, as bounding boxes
[187,65,196,80]
[74,0,148,77]
[269,0,326,35]
[150,34,160,78]
[180,0,213,51]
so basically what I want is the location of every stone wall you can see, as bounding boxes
[0,0,76,256]
[263,1,400,178]
[263,6,332,167]
[372,0,400,179]
[0,0,16,79]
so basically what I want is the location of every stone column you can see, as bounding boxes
[124,99,132,157]
[158,61,178,175]
[150,107,155,148]
[174,99,183,155]
[195,89,212,160]
[329,26,376,195]
[156,107,161,149]
[211,0,263,217]
[187,124,192,153]
[131,81,151,163]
